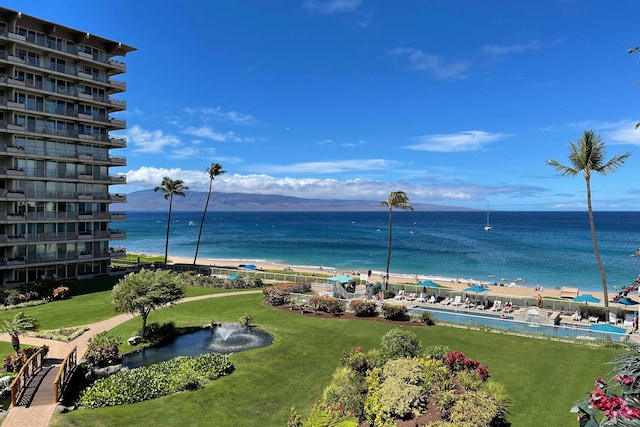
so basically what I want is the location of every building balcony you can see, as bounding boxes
[109,137,127,148]
[110,193,126,202]
[109,175,126,184]
[109,156,127,166]
[78,153,94,161]
[109,229,127,240]
[108,59,126,73]
[78,251,94,259]
[0,190,26,200]
[110,212,126,221]
[78,231,93,240]
[110,248,126,258]
[109,117,126,129]
[109,79,126,92]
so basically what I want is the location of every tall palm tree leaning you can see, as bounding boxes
[381,191,413,290]
[193,163,226,265]
[546,130,630,320]
[154,177,189,266]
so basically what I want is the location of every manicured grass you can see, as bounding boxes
[48,293,623,427]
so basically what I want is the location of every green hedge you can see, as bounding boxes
[78,353,234,408]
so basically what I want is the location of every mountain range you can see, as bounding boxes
[122,189,471,212]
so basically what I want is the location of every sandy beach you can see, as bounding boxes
[146,253,639,309]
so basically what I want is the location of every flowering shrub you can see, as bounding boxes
[380,328,422,359]
[308,295,342,315]
[380,303,408,320]
[52,286,70,300]
[444,351,490,381]
[349,299,377,317]
[577,349,640,425]
[3,345,49,372]
[262,287,290,306]
[340,346,369,375]
[84,331,122,368]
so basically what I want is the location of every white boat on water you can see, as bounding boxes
[484,208,492,231]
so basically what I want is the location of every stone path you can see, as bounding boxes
[0,290,262,427]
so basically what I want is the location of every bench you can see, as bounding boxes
[560,287,579,299]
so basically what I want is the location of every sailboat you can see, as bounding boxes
[484,207,492,231]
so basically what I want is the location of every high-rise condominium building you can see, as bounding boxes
[0,8,135,285]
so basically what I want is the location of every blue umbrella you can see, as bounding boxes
[244,264,257,270]
[589,323,627,334]
[464,285,488,294]
[573,294,601,304]
[612,297,639,306]
[419,280,441,288]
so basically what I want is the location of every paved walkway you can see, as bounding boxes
[0,290,262,427]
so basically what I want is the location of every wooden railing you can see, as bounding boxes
[53,347,77,403]
[10,347,46,407]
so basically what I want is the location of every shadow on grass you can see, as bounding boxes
[68,276,122,296]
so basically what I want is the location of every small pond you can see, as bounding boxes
[123,324,274,369]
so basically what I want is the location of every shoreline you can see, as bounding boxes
[136,252,639,306]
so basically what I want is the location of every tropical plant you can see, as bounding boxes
[111,269,186,337]
[2,311,37,353]
[154,176,189,266]
[575,346,640,426]
[193,163,225,265]
[546,130,630,320]
[380,191,413,289]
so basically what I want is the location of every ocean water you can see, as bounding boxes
[119,211,640,294]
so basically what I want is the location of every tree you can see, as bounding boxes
[154,177,189,266]
[2,312,36,354]
[546,130,630,320]
[193,163,226,265]
[111,269,186,337]
[380,191,413,289]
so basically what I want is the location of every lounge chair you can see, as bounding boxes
[503,302,513,313]
[451,295,463,306]
[588,315,599,323]
[462,297,473,308]
[624,313,635,327]
[571,310,582,321]
[609,312,620,325]
[489,300,502,311]
[406,293,416,301]
[427,295,436,304]
[440,297,451,305]
[394,290,405,300]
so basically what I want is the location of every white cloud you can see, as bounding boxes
[184,107,256,125]
[406,130,510,152]
[183,126,243,142]
[123,167,541,204]
[303,0,361,14]
[388,46,470,80]
[482,40,542,57]
[254,159,392,174]
[125,125,181,153]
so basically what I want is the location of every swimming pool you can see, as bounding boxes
[409,305,625,340]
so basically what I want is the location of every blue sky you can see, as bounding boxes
[6,0,640,210]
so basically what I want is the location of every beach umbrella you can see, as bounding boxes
[589,323,626,335]
[418,280,441,288]
[464,285,488,294]
[612,297,639,306]
[244,264,256,270]
[573,294,601,304]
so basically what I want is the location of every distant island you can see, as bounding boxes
[123,189,473,212]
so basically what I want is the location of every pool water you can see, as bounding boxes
[409,306,626,340]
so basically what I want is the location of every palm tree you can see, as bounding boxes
[154,177,189,266]
[547,130,631,319]
[2,312,36,354]
[193,163,226,265]
[381,191,414,290]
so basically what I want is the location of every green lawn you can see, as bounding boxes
[44,293,622,427]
